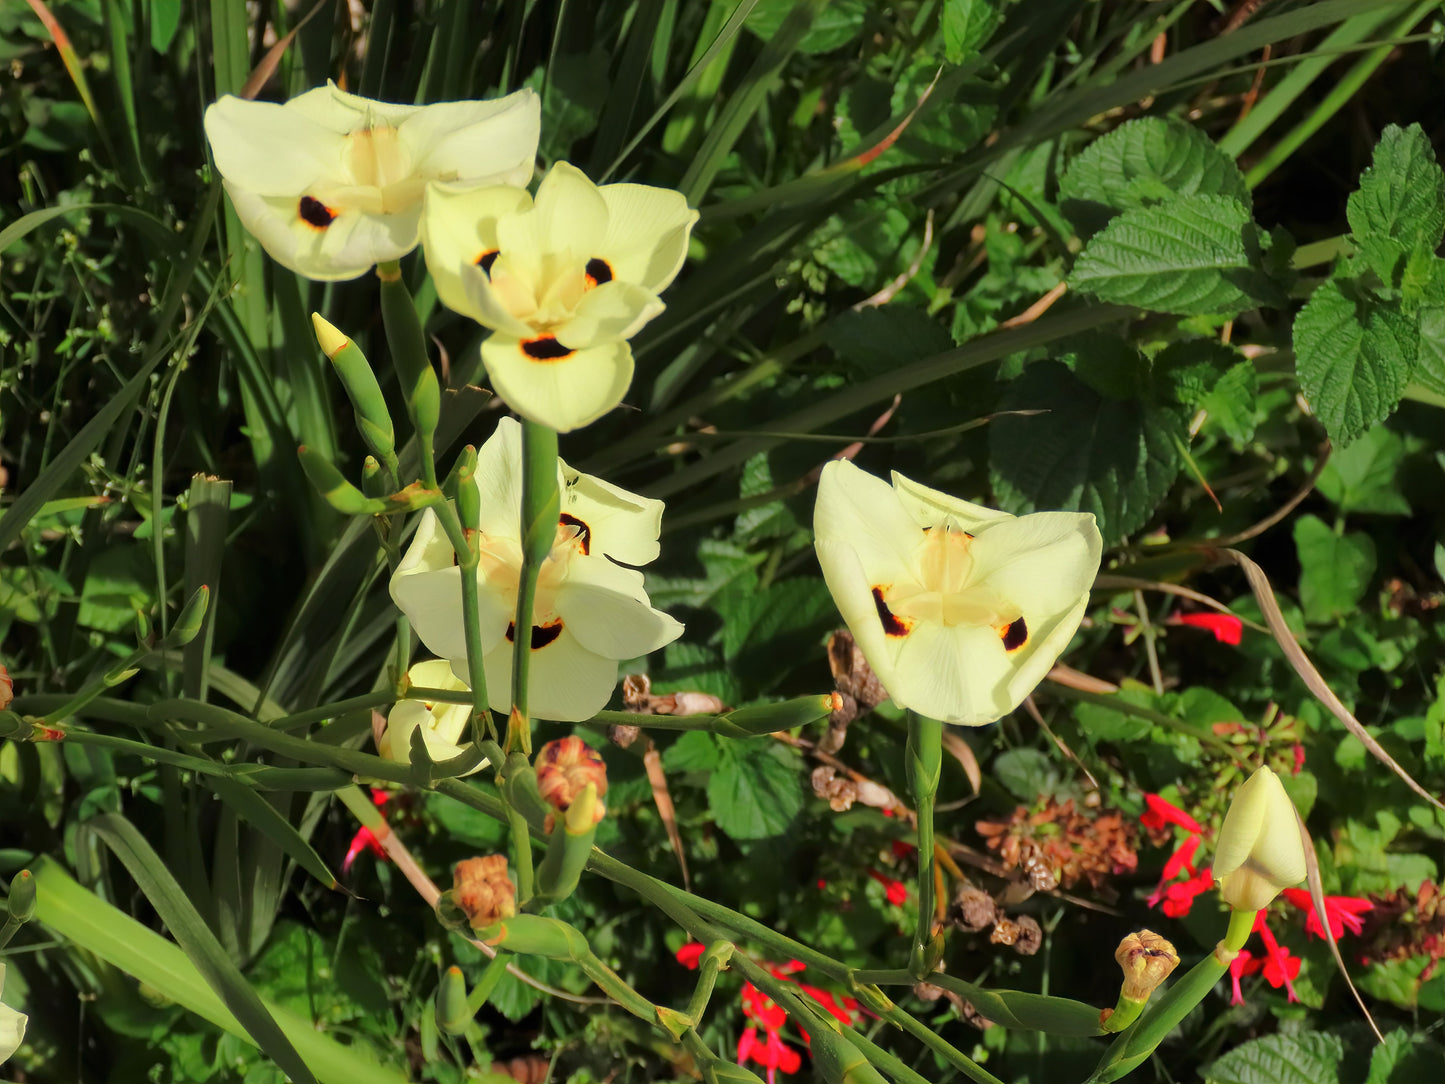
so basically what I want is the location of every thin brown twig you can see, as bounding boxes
[1206,443,1330,547]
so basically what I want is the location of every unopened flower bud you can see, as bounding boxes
[536,737,608,824]
[1214,766,1307,912]
[451,855,516,930]
[1115,930,1179,1002]
[0,665,13,712]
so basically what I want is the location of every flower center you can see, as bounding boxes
[884,520,1021,631]
[333,122,424,214]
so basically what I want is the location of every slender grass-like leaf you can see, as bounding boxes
[184,474,232,702]
[85,813,320,1084]
[31,858,405,1084]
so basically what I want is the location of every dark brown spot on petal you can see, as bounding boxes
[505,620,565,650]
[521,335,575,362]
[871,586,912,638]
[423,703,434,711]
[530,620,563,650]
[584,257,614,288]
[299,195,337,229]
[560,512,591,555]
[476,249,500,274]
[999,616,1028,653]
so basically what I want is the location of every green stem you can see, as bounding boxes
[467,949,514,1011]
[508,420,560,756]
[1086,910,1258,1084]
[376,262,441,490]
[906,712,944,979]
[430,499,495,745]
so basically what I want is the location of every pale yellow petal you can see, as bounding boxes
[889,470,1014,533]
[556,557,683,659]
[481,335,633,432]
[554,280,664,348]
[560,460,664,566]
[475,626,621,721]
[596,181,698,293]
[402,89,540,187]
[421,182,533,326]
[223,184,418,281]
[205,96,347,196]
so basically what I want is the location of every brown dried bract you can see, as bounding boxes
[452,855,516,929]
[1359,881,1445,978]
[810,765,897,812]
[621,672,729,716]
[822,630,888,752]
[0,665,12,712]
[976,797,1138,893]
[948,884,998,932]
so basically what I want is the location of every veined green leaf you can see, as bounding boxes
[1060,117,1250,235]
[1346,123,1445,286]
[1070,195,1274,315]
[1294,278,1417,446]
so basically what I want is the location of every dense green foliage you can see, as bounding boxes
[4,2,1445,1083]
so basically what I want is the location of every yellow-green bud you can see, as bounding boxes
[1213,766,1307,912]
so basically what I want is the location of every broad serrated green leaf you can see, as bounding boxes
[662,731,721,772]
[1364,1030,1445,1084]
[1070,195,1277,315]
[745,0,866,53]
[940,0,1000,63]
[708,740,803,840]
[823,307,956,379]
[1155,341,1258,441]
[1415,301,1445,396]
[1203,1032,1346,1084]
[1060,117,1250,235]
[1316,425,1412,515]
[1294,277,1417,446]
[1346,124,1445,286]
[1293,513,1377,624]
[989,361,1188,544]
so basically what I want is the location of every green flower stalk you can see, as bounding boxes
[534,782,600,904]
[906,712,944,979]
[376,263,441,488]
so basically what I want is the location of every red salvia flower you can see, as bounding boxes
[868,868,908,906]
[342,789,391,872]
[1253,913,1301,1002]
[1171,611,1243,646]
[1280,888,1373,940]
[1229,949,1259,1006]
[1141,793,1203,834]
[676,942,706,970]
[1159,866,1214,919]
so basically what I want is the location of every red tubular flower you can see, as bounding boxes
[1141,794,1203,834]
[1229,949,1260,1005]
[868,868,908,906]
[343,789,392,872]
[1159,866,1214,918]
[1172,611,1243,646]
[676,942,706,970]
[1253,914,1301,1002]
[1280,888,1373,940]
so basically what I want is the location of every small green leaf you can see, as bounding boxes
[990,360,1188,544]
[708,740,803,841]
[1316,425,1412,515]
[1155,340,1257,443]
[1060,117,1250,235]
[1347,124,1445,287]
[1293,514,1376,624]
[1202,1032,1346,1084]
[1414,299,1445,397]
[662,731,721,773]
[1294,277,1417,446]
[940,0,1001,63]
[1070,195,1276,315]
[993,749,1059,802]
[746,0,867,54]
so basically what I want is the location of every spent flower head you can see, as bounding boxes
[204,83,539,280]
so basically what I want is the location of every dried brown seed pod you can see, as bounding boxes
[452,855,516,929]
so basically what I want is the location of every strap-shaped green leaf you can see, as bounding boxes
[84,813,320,1084]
